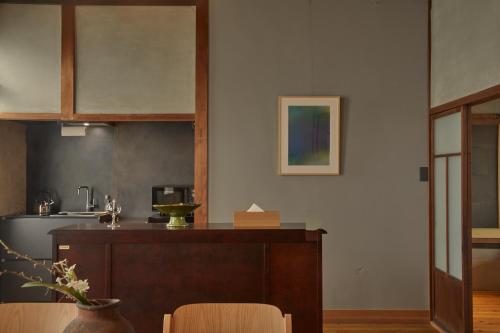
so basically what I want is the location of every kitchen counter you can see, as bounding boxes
[473,228,500,248]
[51,223,325,333]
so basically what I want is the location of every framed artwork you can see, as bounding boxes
[278,96,340,175]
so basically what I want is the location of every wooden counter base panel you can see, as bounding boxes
[51,223,325,333]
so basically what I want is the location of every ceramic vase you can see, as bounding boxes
[63,299,135,333]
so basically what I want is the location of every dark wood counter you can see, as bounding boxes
[51,223,325,333]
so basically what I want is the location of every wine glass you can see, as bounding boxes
[106,199,122,229]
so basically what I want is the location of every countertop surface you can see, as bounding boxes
[50,222,325,243]
[472,228,500,244]
[51,222,310,232]
[1,214,98,220]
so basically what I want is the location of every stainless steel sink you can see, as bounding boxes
[57,211,107,217]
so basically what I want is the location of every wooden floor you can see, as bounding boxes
[324,323,436,333]
[474,291,500,333]
[323,292,500,332]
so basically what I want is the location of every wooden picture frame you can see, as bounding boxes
[278,96,340,175]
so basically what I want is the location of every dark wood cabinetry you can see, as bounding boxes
[51,223,325,333]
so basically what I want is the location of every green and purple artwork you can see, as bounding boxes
[288,105,330,166]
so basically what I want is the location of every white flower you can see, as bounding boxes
[53,259,68,269]
[65,265,76,275]
[65,264,77,280]
[67,279,90,294]
[55,277,63,286]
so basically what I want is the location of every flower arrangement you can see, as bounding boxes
[0,239,97,305]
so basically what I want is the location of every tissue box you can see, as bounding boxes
[233,211,281,228]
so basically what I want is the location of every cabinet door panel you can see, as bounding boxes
[75,6,196,115]
[0,4,61,114]
[111,243,265,333]
[269,243,322,333]
[57,243,108,300]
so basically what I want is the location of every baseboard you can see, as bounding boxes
[323,309,430,324]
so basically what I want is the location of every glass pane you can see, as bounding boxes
[434,157,447,272]
[75,6,196,114]
[448,156,463,280]
[0,4,61,113]
[434,112,462,155]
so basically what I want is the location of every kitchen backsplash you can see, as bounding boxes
[26,122,194,217]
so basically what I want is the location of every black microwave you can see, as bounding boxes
[149,185,194,223]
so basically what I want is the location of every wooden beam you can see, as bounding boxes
[431,84,500,115]
[61,4,75,121]
[462,105,473,333]
[71,114,195,122]
[194,0,208,225]
[471,114,500,125]
[0,0,197,4]
[0,113,61,121]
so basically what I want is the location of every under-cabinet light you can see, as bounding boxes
[61,122,112,127]
[61,124,86,137]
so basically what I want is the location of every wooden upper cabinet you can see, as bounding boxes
[0,3,198,120]
[0,4,61,117]
[74,5,196,116]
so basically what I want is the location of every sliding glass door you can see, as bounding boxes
[430,107,472,333]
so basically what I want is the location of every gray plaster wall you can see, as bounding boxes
[471,125,498,228]
[27,122,194,217]
[431,0,500,107]
[112,123,194,217]
[209,0,428,309]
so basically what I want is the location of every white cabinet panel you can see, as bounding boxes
[0,4,61,114]
[75,6,196,115]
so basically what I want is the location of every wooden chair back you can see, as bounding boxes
[0,303,77,333]
[163,303,292,333]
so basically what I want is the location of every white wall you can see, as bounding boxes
[431,0,500,107]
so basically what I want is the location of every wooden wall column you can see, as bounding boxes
[61,4,75,121]
[194,0,208,224]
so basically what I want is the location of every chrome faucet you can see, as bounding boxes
[77,186,96,212]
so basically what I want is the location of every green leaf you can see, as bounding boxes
[22,282,91,305]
